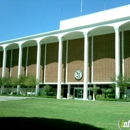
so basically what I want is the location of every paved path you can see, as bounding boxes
[0,96,30,102]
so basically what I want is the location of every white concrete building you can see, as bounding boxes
[0,4,130,99]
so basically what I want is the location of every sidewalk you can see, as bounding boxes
[0,96,30,102]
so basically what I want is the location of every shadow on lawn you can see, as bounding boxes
[0,117,105,130]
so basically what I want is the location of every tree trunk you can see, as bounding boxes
[115,86,120,99]
[1,86,4,94]
[93,84,96,101]
[93,93,95,101]
[35,84,39,96]
[17,85,20,95]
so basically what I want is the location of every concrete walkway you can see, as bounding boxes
[0,96,30,102]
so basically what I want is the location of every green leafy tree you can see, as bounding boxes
[17,75,27,95]
[8,77,19,95]
[24,75,40,95]
[101,88,107,98]
[43,85,52,96]
[102,88,114,99]
[0,77,2,86]
[18,75,26,87]
[9,77,18,87]
[0,77,2,94]
[2,77,9,87]
[24,75,39,88]
[0,77,9,94]
[111,74,129,99]
[90,86,100,101]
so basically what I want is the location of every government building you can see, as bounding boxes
[0,4,130,99]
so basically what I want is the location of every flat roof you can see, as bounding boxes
[60,4,130,30]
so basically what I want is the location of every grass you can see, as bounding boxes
[0,97,129,130]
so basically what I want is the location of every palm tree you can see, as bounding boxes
[111,74,129,99]
[90,85,100,101]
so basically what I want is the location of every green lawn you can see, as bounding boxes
[0,98,129,130]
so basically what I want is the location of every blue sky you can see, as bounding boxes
[0,0,130,42]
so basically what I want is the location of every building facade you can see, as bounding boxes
[0,4,130,99]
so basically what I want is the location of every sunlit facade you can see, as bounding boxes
[0,4,130,99]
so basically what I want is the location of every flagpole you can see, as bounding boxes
[81,0,83,15]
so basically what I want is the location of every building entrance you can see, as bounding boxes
[74,87,83,99]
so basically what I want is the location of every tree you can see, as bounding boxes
[17,75,27,95]
[9,77,18,87]
[24,75,39,87]
[111,74,129,99]
[8,77,19,95]
[0,77,9,94]
[0,77,2,86]
[24,75,40,95]
[42,85,52,96]
[101,88,115,99]
[2,77,9,86]
[18,75,26,87]
[0,77,2,94]
[90,85,100,101]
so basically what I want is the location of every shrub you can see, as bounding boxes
[96,94,105,99]
[18,75,27,88]
[101,88,115,98]
[8,77,18,88]
[39,85,52,96]
[24,75,39,88]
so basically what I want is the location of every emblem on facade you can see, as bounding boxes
[74,70,83,80]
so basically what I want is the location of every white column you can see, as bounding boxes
[1,46,7,94]
[66,40,68,83]
[2,47,7,78]
[57,36,63,99]
[18,44,23,77]
[17,44,23,95]
[25,47,29,76]
[67,84,71,99]
[83,32,89,100]
[9,50,13,77]
[122,31,124,76]
[91,36,94,83]
[114,27,120,99]
[35,41,41,96]
[93,84,96,101]
[44,44,47,83]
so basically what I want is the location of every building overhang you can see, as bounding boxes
[60,4,130,30]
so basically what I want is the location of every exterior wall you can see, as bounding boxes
[6,50,11,77]
[0,4,130,101]
[12,48,19,77]
[40,44,45,83]
[0,51,3,76]
[67,38,84,82]
[46,42,58,82]
[22,47,27,76]
[124,30,130,77]
[27,46,37,76]
[93,33,115,82]
[0,31,129,83]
